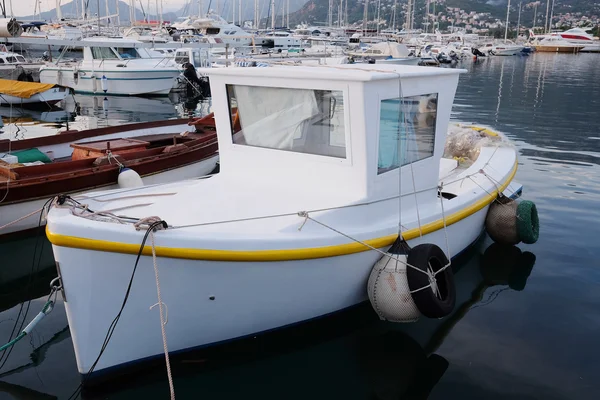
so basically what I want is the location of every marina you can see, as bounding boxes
[0,0,598,398]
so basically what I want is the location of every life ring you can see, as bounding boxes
[406,244,456,318]
[516,200,539,244]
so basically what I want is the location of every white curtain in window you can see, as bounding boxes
[234,86,318,150]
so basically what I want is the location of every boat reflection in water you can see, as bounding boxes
[63,94,181,132]
[0,106,76,140]
[60,236,535,399]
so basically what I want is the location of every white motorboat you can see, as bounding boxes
[551,27,600,53]
[46,64,535,377]
[347,42,421,65]
[39,38,181,96]
[0,44,45,81]
[480,42,525,56]
[0,79,69,107]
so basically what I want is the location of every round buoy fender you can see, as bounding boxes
[406,244,456,318]
[118,167,143,188]
[516,200,539,244]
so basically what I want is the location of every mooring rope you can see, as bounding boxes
[149,229,175,400]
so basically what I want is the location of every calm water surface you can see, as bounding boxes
[0,53,599,399]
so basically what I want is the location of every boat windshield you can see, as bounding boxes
[227,84,346,158]
[114,47,141,59]
[377,94,437,174]
[91,47,118,59]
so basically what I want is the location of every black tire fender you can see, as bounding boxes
[406,244,456,318]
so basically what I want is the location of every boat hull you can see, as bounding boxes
[533,45,583,53]
[492,47,524,56]
[51,202,491,375]
[0,86,68,107]
[375,57,421,66]
[0,155,218,238]
[39,67,179,96]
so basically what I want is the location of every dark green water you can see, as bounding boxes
[1,53,599,399]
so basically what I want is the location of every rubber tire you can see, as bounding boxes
[406,244,456,318]
[516,200,539,244]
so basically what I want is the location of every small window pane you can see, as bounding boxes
[91,47,118,59]
[115,47,140,59]
[227,84,346,158]
[378,94,437,174]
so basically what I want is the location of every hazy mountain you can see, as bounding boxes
[289,0,599,29]
[19,0,310,25]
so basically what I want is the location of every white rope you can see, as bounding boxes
[150,231,175,400]
[297,211,433,276]
[438,184,452,262]
[0,207,43,231]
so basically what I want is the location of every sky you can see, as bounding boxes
[9,0,193,18]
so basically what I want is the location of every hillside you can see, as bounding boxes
[18,0,310,24]
[290,0,600,29]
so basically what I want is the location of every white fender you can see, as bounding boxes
[118,168,143,188]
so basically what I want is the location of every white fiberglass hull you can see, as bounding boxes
[375,57,421,66]
[580,43,600,52]
[52,206,488,375]
[39,67,179,96]
[47,144,520,375]
[0,86,68,106]
[0,156,218,237]
[492,45,524,56]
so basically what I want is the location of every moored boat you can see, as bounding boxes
[0,117,218,238]
[45,64,536,378]
[39,38,181,96]
[0,79,69,107]
[531,37,585,53]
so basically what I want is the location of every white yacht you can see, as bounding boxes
[39,38,181,96]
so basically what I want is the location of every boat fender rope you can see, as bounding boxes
[0,283,59,352]
[150,230,175,400]
[134,216,168,231]
[0,206,44,232]
[297,211,434,278]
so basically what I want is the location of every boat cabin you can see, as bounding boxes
[0,45,27,65]
[205,64,465,203]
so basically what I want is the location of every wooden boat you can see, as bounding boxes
[45,65,538,378]
[0,117,218,238]
[0,79,70,108]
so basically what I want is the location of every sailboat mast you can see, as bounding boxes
[549,0,555,32]
[516,1,522,38]
[544,0,550,33]
[406,0,412,31]
[362,0,368,34]
[504,0,511,42]
[376,0,380,34]
[270,0,275,30]
[392,0,397,31]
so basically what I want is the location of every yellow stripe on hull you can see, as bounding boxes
[47,160,518,261]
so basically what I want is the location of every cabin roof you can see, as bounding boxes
[206,64,466,82]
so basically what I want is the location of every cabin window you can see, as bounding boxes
[91,47,118,59]
[115,48,140,59]
[0,59,4,64]
[174,52,188,64]
[193,52,202,67]
[5,56,16,63]
[377,94,437,174]
[227,84,346,158]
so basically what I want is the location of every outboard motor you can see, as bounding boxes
[471,47,486,62]
[182,62,201,97]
